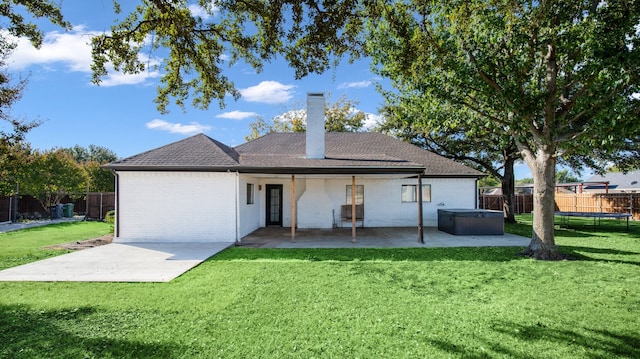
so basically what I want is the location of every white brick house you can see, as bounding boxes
[105,93,484,243]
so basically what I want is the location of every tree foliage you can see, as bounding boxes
[92,0,368,113]
[0,139,30,195]
[378,96,521,222]
[366,0,640,259]
[0,0,71,188]
[61,145,117,192]
[555,169,581,184]
[0,0,71,140]
[245,95,366,140]
[0,0,70,48]
[19,149,87,210]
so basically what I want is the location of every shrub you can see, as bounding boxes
[104,210,115,224]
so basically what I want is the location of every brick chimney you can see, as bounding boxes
[306,92,325,159]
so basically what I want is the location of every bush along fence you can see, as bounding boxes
[479,193,640,220]
[0,192,115,222]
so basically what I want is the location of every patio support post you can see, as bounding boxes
[291,174,296,242]
[418,174,424,243]
[352,175,357,243]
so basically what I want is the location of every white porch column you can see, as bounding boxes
[352,175,357,243]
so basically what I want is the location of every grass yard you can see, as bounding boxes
[0,217,639,358]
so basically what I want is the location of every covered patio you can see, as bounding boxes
[239,227,530,248]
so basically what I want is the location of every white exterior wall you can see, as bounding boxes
[297,178,333,228]
[249,176,477,229]
[323,177,477,227]
[238,175,261,238]
[116,171,237,242]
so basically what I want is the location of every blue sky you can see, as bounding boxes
[6,0,534,179]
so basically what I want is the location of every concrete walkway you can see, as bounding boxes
[0,242,234,282]
[0,217,84,233]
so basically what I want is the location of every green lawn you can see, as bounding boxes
[0,217,638,358]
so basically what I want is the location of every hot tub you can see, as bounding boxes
[437,209,504,235]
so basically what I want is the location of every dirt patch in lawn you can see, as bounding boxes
[45,233,114,251]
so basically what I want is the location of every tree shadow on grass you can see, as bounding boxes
[492,321,640,358]
[0,304,184,358]
[559,245,640,266]
[212,246,531,262]
[212,243,640,266]
[424,320,640,358]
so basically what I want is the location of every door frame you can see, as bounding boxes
[265,184,283,226]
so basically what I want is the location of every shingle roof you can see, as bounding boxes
[106,132,484,177]
[585,170,640,191]
[104,133,239,170]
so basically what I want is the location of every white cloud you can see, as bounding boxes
[337,80,372,89]
[7,26,97,72]
[6,26,161,86]
[240,81,296,104]
[188,2,218,20]
[100,68,161,86]
[363,113,383,130]
[216,110,258,120]
[274,109,306,121]
[146,119,211,135]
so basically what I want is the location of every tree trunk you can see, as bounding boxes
[501,156,516,223]
[520,148,565,260]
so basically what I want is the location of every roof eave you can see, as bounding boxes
[103,165,238,172]
[236,166,426,175]
[105,165,428,175]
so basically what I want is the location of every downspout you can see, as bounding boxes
[475,178,479,209]
[351,175,357,243]
[113,171,120,238]
[235,171,240,243]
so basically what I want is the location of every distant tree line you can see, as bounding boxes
[1,143,117,211]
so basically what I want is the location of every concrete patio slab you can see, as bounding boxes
[239,227,530,248]
[0,242,234,282]
[0,227,529,283]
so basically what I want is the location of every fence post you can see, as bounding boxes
[598,195,602,213]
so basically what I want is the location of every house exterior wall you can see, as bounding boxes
[297,178,333,228]
[247,176,477,229]
[115,171,237,242]
[238,175,261,238]
[324,177,477,227]
[115,172,477,243]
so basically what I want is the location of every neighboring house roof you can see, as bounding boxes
[105,132,484,177]
[584,170,640,192]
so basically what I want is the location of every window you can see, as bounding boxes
[401,184,431,203]
[346,185,364,205]
[246,183,255,205]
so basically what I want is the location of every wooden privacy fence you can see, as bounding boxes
[554,193,639,220]
[478,194,534,214]
[479,193,639,220]
[0,192,115,222]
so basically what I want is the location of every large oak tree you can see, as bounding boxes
[365,1,640,259]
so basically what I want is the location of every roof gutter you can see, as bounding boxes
[103,165,428,175]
